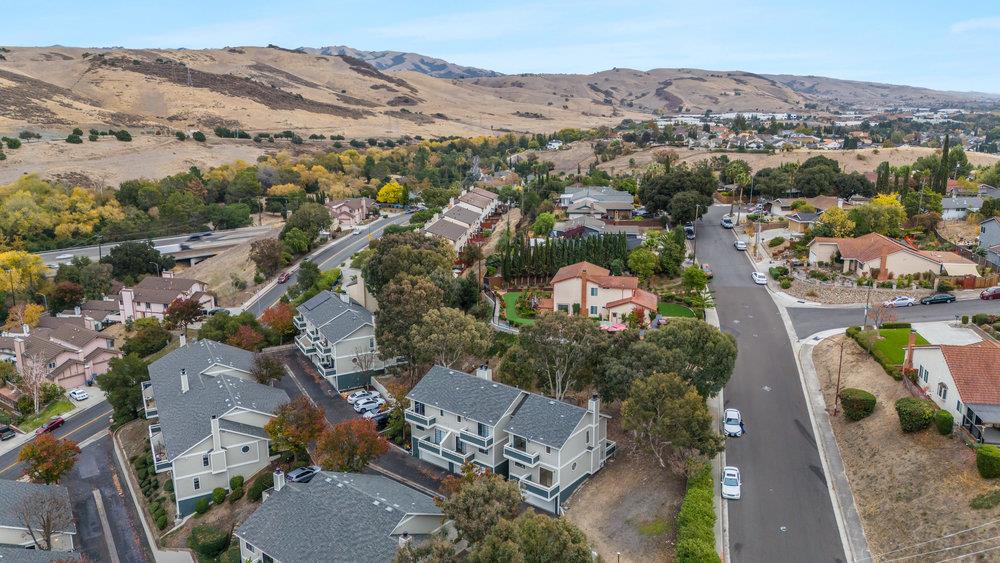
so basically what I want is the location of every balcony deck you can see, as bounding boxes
[503,443,540,466]
[510,472,559,500]
[404,409,436,427]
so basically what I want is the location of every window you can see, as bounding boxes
[455,440,464,454]
[514,462,525,469]
[414,402,425,415]
[586,430,590,444]
[919,366,928,383]
[202,455,209,467]
[439,409,444,416]
[433,428,444,445]
[571,462,577,471]
[545,446,551,454]
[241,445,250,454]
[479,448,488,454]
[557,304,569,312]
[477,422,492,438]
[457,416,462,423]
[957,400,964,414]
[245,543,256,554]
[590,287,598,296]
[937,383,948,401]
[589,305,597,315]
[47,362,56,369]
[193,477,201,490]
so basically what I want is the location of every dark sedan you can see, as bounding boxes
[920,293,956,305]
[982,287,1000,300]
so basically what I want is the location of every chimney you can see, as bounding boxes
[180,368,189,394]
[475,364,492,381]
[73,306,81,316]
[13,338,25,372]
[179,332,187,347]
[273,469,286,493]
[580,267,588,317]
[588,394,601,418]
[21,324,28,336]
[339,292,350,304]
[903,330,918,372]
[162,270,174,279]
[398,532,411,549]
[210,415,221,451]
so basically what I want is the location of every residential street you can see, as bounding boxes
[697,206,846,562]
[788,299,1000,338]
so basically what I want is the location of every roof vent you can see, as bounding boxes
[548,401,555,405]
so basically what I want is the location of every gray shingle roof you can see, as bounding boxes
[235,471,441,563]
[0,480,76,534]
[942,197,983,210]
[443,205,481,226]
[0,545,77,561]
[297,291,373,344]
[219,419,269,440]
[561,186,633,204]
[149,340,288,459]
[423,219,468,243]
[505,393,588,449]
[407,366,522,426]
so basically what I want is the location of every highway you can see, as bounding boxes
[787,298,1000,338]
[698,206,846,562]
[242,213,411,317]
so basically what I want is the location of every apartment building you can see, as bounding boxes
[405,366,615,514]
[142,340,289,517]
[422,187,499,252]
[293,290,386,391]
[119,273,215,322]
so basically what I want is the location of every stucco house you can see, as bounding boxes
[293,290,387,391]
[142,340,289,517]
[326,197,375,228]
[5,317,119,389]
[0,480,76,551]
[550,217,643,250]
[787,211,819,234]
[405,365,615,514]
[558,186,634,220]
[235,470,448,563]
[807,233,978,279]
[119,273,215,322]
[551,261,658,322]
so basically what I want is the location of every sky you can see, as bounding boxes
[3,1,999,92]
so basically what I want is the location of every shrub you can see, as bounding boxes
[768,266,789,280]
[188,525,230,558]
[72,127,83,136]
[972,314,995,326]
[780,279,792,289]
[229,475,244,490]
[978,445,1000,479]
[675,463,719,563]
[212,487,227,505]
[248,473,274,502]
[155,515,168,530]
[66,134,83,144]
[971,489,1000,509]
[228,487,244,503]
[175,131,187,141]
[839,388,876,421]
[962,315,969,325]
[768,236,786,248]
[934,410,954,435]
[881,322,912,329]
[938,280,954,292]
[894,397,935,432]
[194,497,211,515]
[845,326,861,338]
[163,480,174,492]
[192,131,207,142]
[114,130,132,142]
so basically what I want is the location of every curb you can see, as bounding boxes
[0,394,108,457]
[704,307,730,563]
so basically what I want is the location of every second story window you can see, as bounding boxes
[202,454,209,467]
[590,287,598,296]
[477,422,492,438]
[193,477,200,490]
[414,402,425,415]
[937,383,948,401]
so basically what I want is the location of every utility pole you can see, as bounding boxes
[97,235,103,260]
[833,337,846,416]
[862,282,874,328]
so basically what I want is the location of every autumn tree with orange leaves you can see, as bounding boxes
[315,419,387,472]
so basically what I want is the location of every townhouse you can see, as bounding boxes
[550,261,658,322]
[405,365,615,514]
[808,233,979,279]
[119,273,215,322]
[235,469,449,563]
[558,186,634,220]
[0,480,76,551]
[142,340,289,517]
[3,317,119,389]
[293,290,387,391]
[422,187,499,252]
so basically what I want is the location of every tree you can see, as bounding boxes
[96,354,149,423]
[18,434,80,484]
[901,188,943,217]
[122,320,170,357]
[517,313,604,400]
[192,131,207,142]
[17,354,49,415]
[469,512,592,563]
[260,302,295,343]
[793,164,838,197]
[849,194,907,237]
[100,241,175,282]
[815,207,856,238]
[227,325,265,351]
[295,260,320,293]
[164,297,204,332]
[2,302,44,330]
[438,464,521,544]
[377,179,406,204]
[393,531,458,563]
[17,488,73,551]
[47,281,84,314]
[284,202,331,240]
[645,318,737,398]
[210,203,252,230]
[681,265,708,294]
[409,307,492,369]
[281,227,311,254]
[249,238,285,277]
[315,419,388,472]
[363,231,455,296]
[375,275,444,372]
[251,353,285,385]
[627,247,659,283]
[265,396,327,457]
[599,338,676,403]
[531,212,556,237]
[621,372,722,470]
[670,190,711,224]
[54,256,112,300]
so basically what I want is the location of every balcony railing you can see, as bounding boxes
[318,364,337,377]
[503,444,540,466]
[510,473,560,500]
[440,444,474,465]
[605,440,617,458]
[148,424,172,473]
[293,316,306,330]
[295,335,315,355]
[458,429,494,449]
[416,438,441,457]
[404,409,436,427]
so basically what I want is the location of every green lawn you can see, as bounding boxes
[633,517,672,537]
[502,292,536,326]
[657,302,695,318]
[18,397,75,432]
[869,328,929,365]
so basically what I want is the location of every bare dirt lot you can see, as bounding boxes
[180,226,280,307]
[938,218,982,247]
[563,411,685,563]
[814,335,999,561]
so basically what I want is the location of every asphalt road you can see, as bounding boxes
[698,206,846,562]
[242,213,411,317]
[0,401,152,561]
[787,298,1000,338]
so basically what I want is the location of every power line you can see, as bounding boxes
[936,542,1000,563]
[857,517,1000,562]
[881,533,1000,562]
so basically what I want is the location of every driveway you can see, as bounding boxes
[697,206,846,562]
[787,298,1000,338]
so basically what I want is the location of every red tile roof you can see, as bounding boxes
[916,250,975,265]
[940,341,1000,404]
[606,288,658,311]
[590,275,639,289]
[552,262,608,284]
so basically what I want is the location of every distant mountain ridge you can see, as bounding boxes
[309,46,501,79]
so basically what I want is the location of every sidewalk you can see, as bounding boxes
[704,307,729,563]
[1,386,108,457]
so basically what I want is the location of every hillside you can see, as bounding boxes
[311,46,500,78]
[764,74,1000,110]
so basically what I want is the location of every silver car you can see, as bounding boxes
[734,239,747,251]
[721,466,742,500]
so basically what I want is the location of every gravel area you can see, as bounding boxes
[783,280,934,304]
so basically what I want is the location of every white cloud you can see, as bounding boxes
[950,16,1000,33]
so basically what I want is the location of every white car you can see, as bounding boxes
[56,253,74,261]
[721,216,734,229]
[354,397,386,414]
[723,408,743,437]
[346,390,380,405]
[721,466,742,500]
[68,389,89,401]
[734,239,747,251]
[883,296,917,308]
[751,271,767,285]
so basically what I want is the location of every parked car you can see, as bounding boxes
[734,239,747,251]
[723,409,743,437]
[721,216,734,229]
[0,425,15,441]
[277,271,291,284]
[287,465,321,483]
[701,263,713,279]
[721,466,742,500]
[920,293,956,305]
[684,224,695,240]
[346,390,380,405]
[883,296,917,307]
[353,225,367,236]
[35,416,65,436]
[68,389,89,401]
[981,287,1000,300]
[354,397,386,414]
[751,271,767,285]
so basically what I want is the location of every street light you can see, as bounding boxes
[149,261,162,277]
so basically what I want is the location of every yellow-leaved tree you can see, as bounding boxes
[376,180,405,204]
[817,207,856,237]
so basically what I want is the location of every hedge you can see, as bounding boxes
[229,476,244,490]
[881,322,912,329]
[155,515,168,530]
[847,328,903,380]
[248,473,274,503]
[676,464,720,563]
[895,397,935,432]
[194,497,210,515]
[934,410,954,435]
[212,487,227,505]
[188,525,230,558]
[839,388,876,421]
[978,445,1000,479]
[228,487,244,503]
[163,480,174,492]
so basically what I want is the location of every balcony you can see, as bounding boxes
[295,335,315,355]
[404,409,436,427]
[510,473,560,500]
[605,440,617,459]
[415,438,441,457]
[439,444,474,465]
[317,363,337,378]
[141,382,157,419]
[503,443,540,466]
[458,429,494,449]
[148,424,172,473]
[316,339,332,355]
[293,315,306,330]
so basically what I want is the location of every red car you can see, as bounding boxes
[277,272,291,284]
[35,416,65,436]
[982,287,1000,300]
